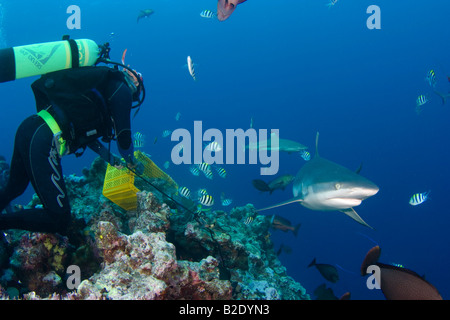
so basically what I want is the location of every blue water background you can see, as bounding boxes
[0,0,449,300]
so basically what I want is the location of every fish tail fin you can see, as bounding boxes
[308,258,316,268]
[252,179,271,192]
[415,105,422,115]
[434,90,448,105]
[360,246,381,276]
[293,223,301,237]
[340,208,374,229]
[256,197,302,212]
[315,132,320,157]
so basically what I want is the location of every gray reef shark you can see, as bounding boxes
[257,133,379,229]
[137,9,154,23]
[246,133,308,154]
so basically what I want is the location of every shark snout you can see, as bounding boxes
[350,183,379,199]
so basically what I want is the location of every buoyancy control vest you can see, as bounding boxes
[31,66,126,154]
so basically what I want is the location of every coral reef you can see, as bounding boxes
[0,157,310,300]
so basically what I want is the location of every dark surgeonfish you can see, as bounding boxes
[361,246,443,300]
[137,9,154,23]
[217,0,247,21]
[252,174,295,194]
[314,284,351,300]
[269,214,301,236]
[308,258,339,283]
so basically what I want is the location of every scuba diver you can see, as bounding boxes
[0,41,145,236]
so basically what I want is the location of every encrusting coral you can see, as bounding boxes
[0,157,309,300]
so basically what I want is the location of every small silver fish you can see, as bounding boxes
[162,130,172,138]
[163,161,170,169]
[187,56,196,81]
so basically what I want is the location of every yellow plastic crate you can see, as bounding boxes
[134,150,179,194]
[102,151,179,211]
[102,165,139,211]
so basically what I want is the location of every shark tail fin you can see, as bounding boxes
[434,90,448,105]
[256,197,302,212]
[340,208,374,229]
[293,223,301,237]
[307,258,316,268]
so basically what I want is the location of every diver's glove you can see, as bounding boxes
[130,162,145,176]
[125,155,144,175]
[112,156,126,170]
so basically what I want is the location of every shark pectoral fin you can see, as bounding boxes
[340,208,374,229]
[256,197,302,212]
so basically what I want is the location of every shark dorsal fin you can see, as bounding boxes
[315,132,320,158]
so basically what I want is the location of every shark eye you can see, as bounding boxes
[335,183,341,190]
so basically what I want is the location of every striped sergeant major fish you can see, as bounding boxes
[199,194,214,206]
[200,10,216,19]
[190,165,200,176]
[327,0,338,8]
[425,69,436,88]
[300,150,311,161]
[416,94,428,107]
[221,192,232,206]
[205,141,222,152]
[162,130,172,138]
[215,166,227,178]
[243,216,254,225]
[179,186,191,199]
[415,95,429,114]
[133,132,145,148]
[187,56,196,81]
[409,191,430,206]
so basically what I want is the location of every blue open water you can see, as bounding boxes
[0,0,449,300]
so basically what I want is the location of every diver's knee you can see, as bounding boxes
[49,210,72,235]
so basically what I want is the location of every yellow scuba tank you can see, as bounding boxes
[0,38,99,83]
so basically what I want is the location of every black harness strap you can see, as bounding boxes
[67,38,79,68]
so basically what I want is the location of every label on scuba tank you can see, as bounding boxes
[13,39,99,80]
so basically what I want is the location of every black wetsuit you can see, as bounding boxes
[0,68,135,235]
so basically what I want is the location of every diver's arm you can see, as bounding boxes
[87,140,121,167]
[107,80,135,166]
